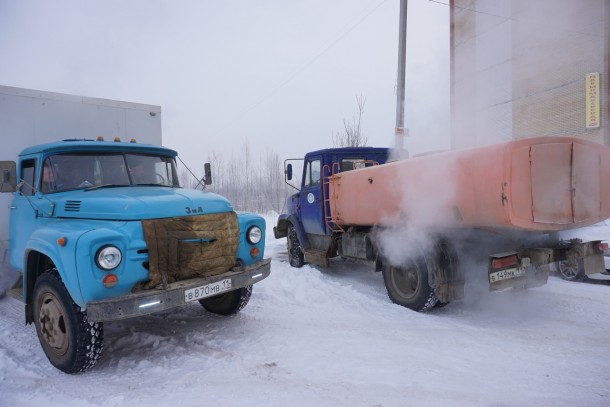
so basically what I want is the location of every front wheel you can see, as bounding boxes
[33,271,104,373]
[287,224,304,268]
[199,285,252,315]
[382,256,438,312]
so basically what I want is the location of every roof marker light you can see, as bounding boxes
[114,137,121,142]
[96,136,104,141]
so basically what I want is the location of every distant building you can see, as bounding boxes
[450,0,609,148]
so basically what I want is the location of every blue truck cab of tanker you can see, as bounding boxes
[2,139,270,326]
[274,147,389,245]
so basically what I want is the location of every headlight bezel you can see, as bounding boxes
[96,245,123,270]
[246,226,263,245]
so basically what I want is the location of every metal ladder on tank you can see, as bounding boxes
[322,162,344,234]
[322,159,382,235]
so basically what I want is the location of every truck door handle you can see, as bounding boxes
[9,206,16,209]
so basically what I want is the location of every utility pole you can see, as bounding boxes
[395,0,408,153]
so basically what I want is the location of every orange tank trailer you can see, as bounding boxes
[328,137,610,232]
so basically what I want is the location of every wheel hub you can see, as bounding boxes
[39,293,69,354]
[391,264,419,299]
[560,260,577,278]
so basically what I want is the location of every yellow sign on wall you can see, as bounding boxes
[586,72,600,129]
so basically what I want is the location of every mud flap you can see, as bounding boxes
[430,238,464,303]
[573,240,606,276]
[434,280,465,303]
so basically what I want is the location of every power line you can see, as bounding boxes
[211,0,390,138]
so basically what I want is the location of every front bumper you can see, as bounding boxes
[86,258,271,322]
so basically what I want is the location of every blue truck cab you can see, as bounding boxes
[0,138,270,373]
[274,147,389,267]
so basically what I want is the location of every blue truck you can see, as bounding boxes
[274,145,608,312]
[0,138,270,373]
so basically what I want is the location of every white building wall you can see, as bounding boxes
[451,0,608,148]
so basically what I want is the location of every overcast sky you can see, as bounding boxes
[0,0,449,169]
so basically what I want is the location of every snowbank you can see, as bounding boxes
[1,221,609,406]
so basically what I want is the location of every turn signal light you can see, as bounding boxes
[103,274,119,288]
[250,247,260,258]
[598,243,608,251]
[57,237,67,247]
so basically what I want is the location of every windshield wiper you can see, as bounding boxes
[134,183,179,188]
[84,184,127,191]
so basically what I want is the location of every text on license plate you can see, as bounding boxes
[184,279,232,302]
[489,268,526,283]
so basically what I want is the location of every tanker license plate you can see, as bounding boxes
[489,268,526,283]
[184,279,232,302]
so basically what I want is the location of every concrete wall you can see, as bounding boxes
[451,0,608,148]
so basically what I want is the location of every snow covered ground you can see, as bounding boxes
[1,217,610,407]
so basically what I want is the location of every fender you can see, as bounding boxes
[281,214,310,251]
[22,225,91,323]
[75,222,148,306]
[274,213,291,238]
[236,212,267,266]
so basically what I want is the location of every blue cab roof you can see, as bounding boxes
[304,146,390,159]
[19,139,177,157]
[305,147,390,159]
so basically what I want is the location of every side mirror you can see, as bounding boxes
[286,163,293,181]
[203,163,212,185]
[0,161,17,192]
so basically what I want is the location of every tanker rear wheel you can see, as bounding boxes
[382,256,438,312]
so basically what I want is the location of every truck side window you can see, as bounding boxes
[341,158,366,172]
[304,159,321,187]
[20,160,35,196]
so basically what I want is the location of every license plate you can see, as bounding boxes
[489,267,526,283]
[184,279,232,302]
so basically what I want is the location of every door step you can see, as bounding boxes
[304,249,330,267]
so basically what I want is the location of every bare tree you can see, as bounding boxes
[333,94,368,147]
[193,145,294,214]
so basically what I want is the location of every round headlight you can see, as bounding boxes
[247,226,262,244]
[96,245,122,270]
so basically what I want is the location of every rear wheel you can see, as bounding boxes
[199,285,252,315]
[382,255,438,312]
[287,224,304,268]
[33,271,104,373]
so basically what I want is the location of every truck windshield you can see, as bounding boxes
[40,153,180,193]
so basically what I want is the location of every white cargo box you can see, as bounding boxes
[0,85,162,256]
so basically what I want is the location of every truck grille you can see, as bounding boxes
[138,212,239,290]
